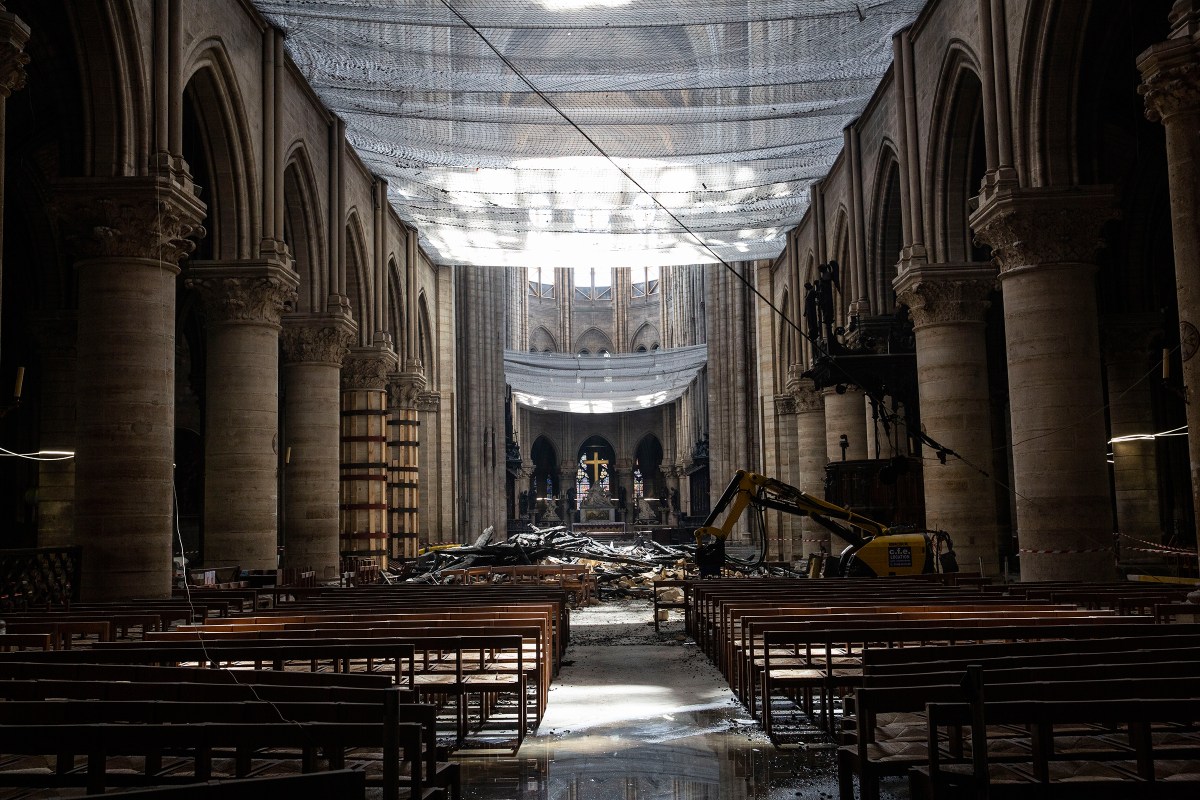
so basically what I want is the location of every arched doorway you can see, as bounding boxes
[633,435,666,524]
[575,435,617,520]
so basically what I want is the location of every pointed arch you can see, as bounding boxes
[387,256,404,348]
[70,0,147,175]
[417,291,435,383]
[629,321,660,353]
[181,42,257,260]
[927,45,989,263]
[573,326,614,355]
[831,207,851,328]
[283,145,325,311]
[870,143,904,311]
[777,287,792,388]
[344,210,372,344]
[529,325,557,353]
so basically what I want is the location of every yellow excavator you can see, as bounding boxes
[693,470,958,578]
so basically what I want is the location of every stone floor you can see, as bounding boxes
[456,598,908,800]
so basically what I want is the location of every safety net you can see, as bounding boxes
[255,1,924,268]
[505,345,707,413]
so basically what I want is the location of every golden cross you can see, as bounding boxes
[583,451,607,483]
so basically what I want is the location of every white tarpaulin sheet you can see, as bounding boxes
[253,0,924,268]
[506,345,707,413]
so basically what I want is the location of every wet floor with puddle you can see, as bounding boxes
[455,599,908,800]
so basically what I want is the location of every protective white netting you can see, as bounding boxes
[506,345,707,413]
[255,1,923,268]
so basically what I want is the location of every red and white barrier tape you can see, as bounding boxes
[1018,546,1113,555]
[1117,532,1197,555]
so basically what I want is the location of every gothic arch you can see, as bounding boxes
[182,42,257,260]
[831,208,851,328]
[70,0,147,175]
[629,322,660,352]
[801,251,817,365]
[573,326,614,355]
[387,256,404,348]
[418,291,435,381]
[869,144,903,311]
[344,211,372,344]
[927,46,988,263]
[283,146,324,311]
[777,287,792,389]
[529,326,557,353]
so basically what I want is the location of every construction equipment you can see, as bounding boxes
[693,470,957,578]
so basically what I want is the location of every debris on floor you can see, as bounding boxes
[386,525,804,593]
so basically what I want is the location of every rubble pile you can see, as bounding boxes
[389,525,803,597]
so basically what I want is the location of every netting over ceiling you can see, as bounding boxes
[255,1,924,268]
[506,345,707,413]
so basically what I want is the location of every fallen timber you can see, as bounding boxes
[387,526,802,597]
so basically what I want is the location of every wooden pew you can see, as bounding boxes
[100,770,368,799]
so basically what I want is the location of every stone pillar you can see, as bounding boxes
[388,369,425,561]
[794,385,830,557]
[971,187,1117,581]
[615,457,636,523]
[1138,2,1200,592]
[186,259,298,571]
[340,346,397,567]
[894,264,1000,575]
[279,311,354,580]
[55,176,205,599]
[772,394,799,561]
[417,391,445,544]
[30,312,76,549]
[824,387,869,462]
[0,6,29,357]
[1102,316,1165,565]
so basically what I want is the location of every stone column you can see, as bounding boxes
[1138,1,1200,592]
[824,387,869,462]
[971,186,1117,581]
[794,385,830,557]
[1102,316,1165,566]
[55,176,205,599]
[279,311,354,580]
[0,5,29,357]
[186,259,298,571]
[340,346,397,566]
[894,264,1000,574]
[31,312,76,549]
[772,394,799,561]
[615,457,636,523]
[388,369,426,560]
[417,391,445,543]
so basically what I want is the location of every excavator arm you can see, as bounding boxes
[694,469,889,549]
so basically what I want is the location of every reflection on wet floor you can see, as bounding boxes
[454,603,896,800]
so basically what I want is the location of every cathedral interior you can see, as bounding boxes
[0,0,1199,798]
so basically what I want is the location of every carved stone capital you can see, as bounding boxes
[388,369,428,408]
[0,10,30,98]
[774,394,797,415]
[53,176,207,265]
[186,259,299,327]
[792,383,825,413]
[416,391,441,412]
[969,187,1118,273]
[893,264,997,330]
[281,311,356,366]
[1138,13,1200,123]
[341,345,397,391]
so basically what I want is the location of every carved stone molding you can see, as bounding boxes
[793,383,824,414]
[1140,57,1200,122]
[0,10,29,99]
[774,394,797,416]
[341,346,397,391]
[969,187,1118,273]
[388,369,428,409]
[186,259,298,327]
[54,177,207,265]
[281,312,356,366]
[894,269,996,330]
[416,391,441,413]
